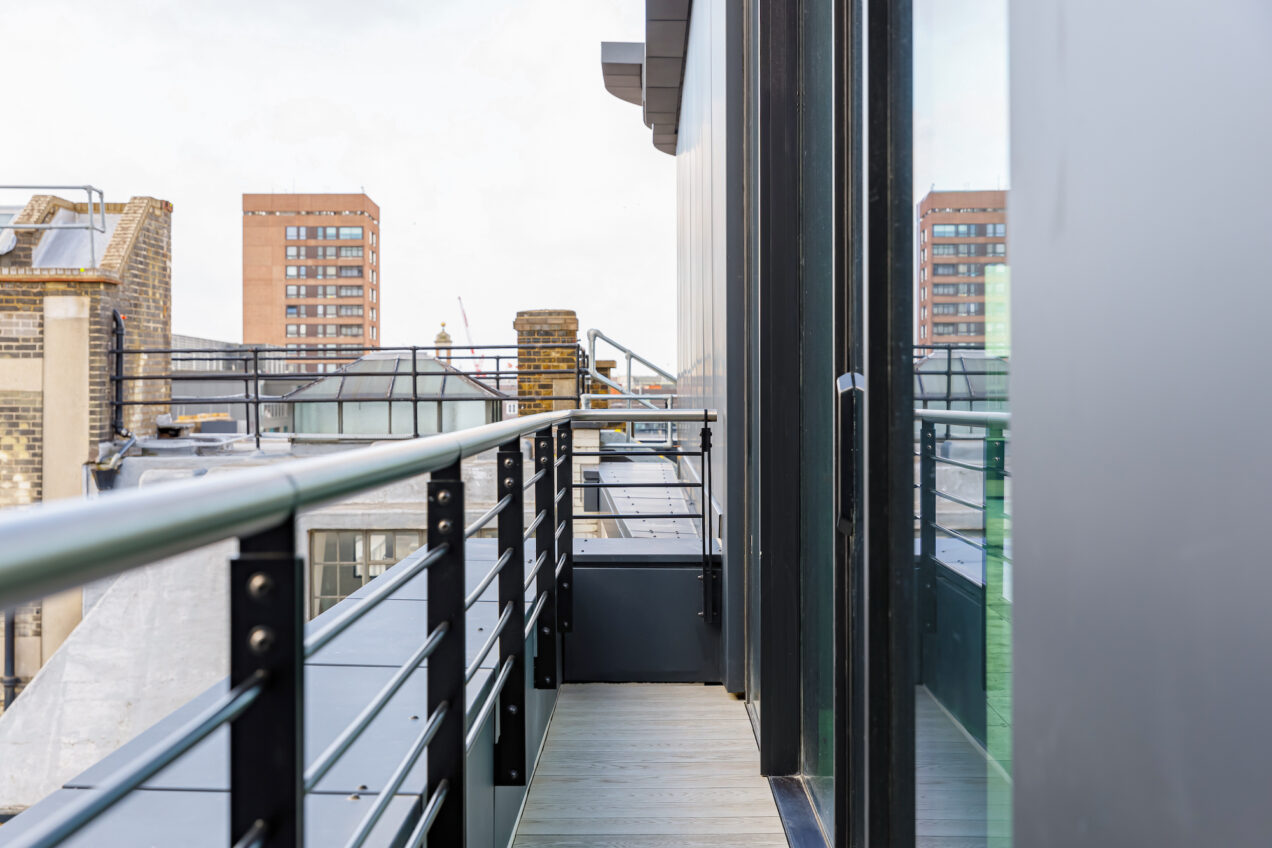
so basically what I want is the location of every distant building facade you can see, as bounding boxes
[242,193,380,372]
[916,189,1008,346]
[0,191,172,688]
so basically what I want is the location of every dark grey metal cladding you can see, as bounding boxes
[0,789,418,848]
[563,565,721,683]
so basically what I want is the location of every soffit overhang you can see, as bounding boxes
[599,0,692,156]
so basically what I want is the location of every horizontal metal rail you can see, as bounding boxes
[577,513,703,520]
[343,702,448,848]
[118,367,582,382]
[465,548,513,610]
[523,510,547,541]
[555,552,567,579]
[465,603,513,683]
[934,490,985,511]
[117,343,581,355]
[305,623,449,790]
[554,521,566,540]
[0,408,715,611]
[465,655,516,752]
[523,469,545,490]
[554,488,566,504]
[524,594,548,640]
[305,544,448,658]
[933,455,987,473]
[931,522,988,552]
[464,494,511,539]
[571,449,698,457]
[403,779,449,848]
[573,481,702,489]
[230,818,268,848]
[5,671,265,848]
[524,551,548,591]
[915,409,1010,427]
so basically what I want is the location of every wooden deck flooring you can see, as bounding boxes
[513,683,788,848]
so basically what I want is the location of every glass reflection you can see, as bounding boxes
[914,0,1012,844]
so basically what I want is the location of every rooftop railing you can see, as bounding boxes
[112,341,594,446]
[915,408,1012,581]
[0,407,715,848]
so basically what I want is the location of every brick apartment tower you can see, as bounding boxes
[916,189,1008,346]
[0,193,172,686]
[242,193,380,372]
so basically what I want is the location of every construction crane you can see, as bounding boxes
[456,297,488,382]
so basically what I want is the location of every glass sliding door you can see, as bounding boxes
[798,0,839,834]
[912,0,1012,844]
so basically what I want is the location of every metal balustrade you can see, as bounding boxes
[0,407,714,848]
[915,408,1012,580]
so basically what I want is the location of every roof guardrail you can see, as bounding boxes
[0,407,713,611]
[0,405,716,848]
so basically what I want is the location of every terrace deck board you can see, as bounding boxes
[513,683,788,847]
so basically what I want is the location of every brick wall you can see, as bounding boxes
[513,309,580,416]
[96,197,173,440]
[590,359,617,409]
[0,195,171,679]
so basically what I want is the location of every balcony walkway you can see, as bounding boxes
[513,683,788,847]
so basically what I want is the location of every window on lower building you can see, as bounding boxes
[339,324,364,337]
[310,530,423,617]
[338,266,363,277]
[338,286,363,297]
[339,246,364,258]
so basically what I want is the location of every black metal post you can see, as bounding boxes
[411,347,420,438]
[983,424,1008,568]
[533,428,558,689]
[230,518,303,847]
[494,440,526,785]
[427,461,466,843]
[3,609,17,709]
[110,310,127,437]
[555,424,573,632]
[700,420,716,624]
[252,348,262,450]
[918,421,937,638]
[242,355,253,443]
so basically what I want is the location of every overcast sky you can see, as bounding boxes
[4,0,1006,370]
[2,0,677,364]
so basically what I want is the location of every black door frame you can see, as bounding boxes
[835,0,915,845]
[748,1,916,843]
[755,0,803,778]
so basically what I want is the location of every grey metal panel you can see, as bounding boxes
[676,0,746,692]
[575,536,715,563]
[0,788,417,847]
[1011,1,1272,844]
[65,665,491,797]
[466,707,496,848]
[564,567,721,682]
[307,599,501,668]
